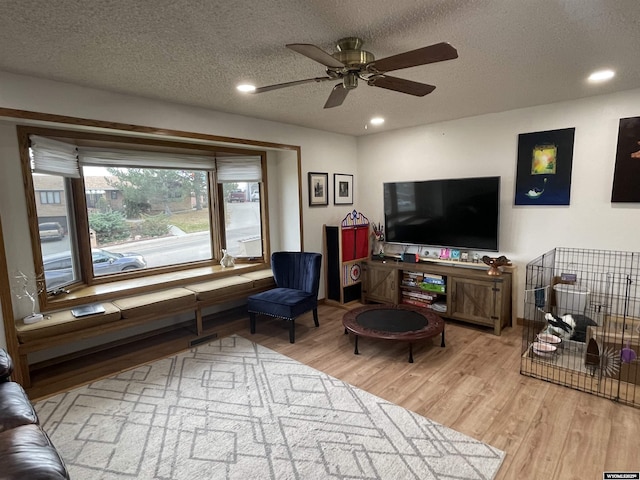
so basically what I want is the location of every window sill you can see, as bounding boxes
[43,262,267,312]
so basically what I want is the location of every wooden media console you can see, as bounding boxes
[361,257,515,335]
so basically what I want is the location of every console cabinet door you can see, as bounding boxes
[449,277,503,334]
[362,264,398,304]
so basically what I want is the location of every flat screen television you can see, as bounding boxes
[383,176,500,251]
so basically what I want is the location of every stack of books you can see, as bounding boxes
[401,290,439,308]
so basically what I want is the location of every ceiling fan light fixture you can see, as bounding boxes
[587,69,615,83]
[370,117,385,125]
[343,73,358,90]
[236,84,256,93]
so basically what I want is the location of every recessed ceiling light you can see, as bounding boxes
[370,117,385,125]
[587,69,615,83]
[237,84,256,93]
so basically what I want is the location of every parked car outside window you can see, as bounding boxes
[38,222,64,241]
[90,249,147,275]
[43,249,147,289]
[251,191,259,202]
[228,190,246,202]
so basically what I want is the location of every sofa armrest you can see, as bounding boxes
[0,349,13,382]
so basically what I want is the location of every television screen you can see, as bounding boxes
[383,176,500,251]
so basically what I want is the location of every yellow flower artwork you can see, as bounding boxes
[531,144,557,175]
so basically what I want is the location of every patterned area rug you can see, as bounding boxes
[35,336,504,479]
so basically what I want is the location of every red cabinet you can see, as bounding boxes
[324,211,370,304]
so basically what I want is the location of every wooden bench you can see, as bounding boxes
[14,269,275,387]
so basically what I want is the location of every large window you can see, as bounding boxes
[217,158,264,259]
[83,165,213,272]
[221,182,262,258]
[20,127,267,298]
[34,174,79,291]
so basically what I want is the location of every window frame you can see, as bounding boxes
[18,126,269,311]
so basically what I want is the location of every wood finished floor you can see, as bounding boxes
[30,303,640,480]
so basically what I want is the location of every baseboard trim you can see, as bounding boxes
[189,333,219,347]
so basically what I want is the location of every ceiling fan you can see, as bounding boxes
[250,37,458,108]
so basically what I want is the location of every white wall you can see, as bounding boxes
[356,88,640,317]
[0,123,34,349]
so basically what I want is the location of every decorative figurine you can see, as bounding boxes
[482,255,511,275]
[14,270,45,324]
[371,223,385,257]
[220,249,235,268]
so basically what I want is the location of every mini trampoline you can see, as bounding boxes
[342,304,445,363]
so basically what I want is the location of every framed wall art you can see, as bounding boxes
[334,173,353,205]
[308,172,328,206]
[514,127,575,205]
[611,116,640,202]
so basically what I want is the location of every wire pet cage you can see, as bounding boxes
[521,247,640,408]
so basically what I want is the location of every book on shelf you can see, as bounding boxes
[420,283,446,293]
[402,298,431,308]
[421,277,445,285]
[403,297,435,306]
[423,273,443,280]
[402,291,438,302]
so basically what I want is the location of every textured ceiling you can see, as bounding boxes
[1,0,639,137]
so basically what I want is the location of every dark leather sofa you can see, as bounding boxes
[0,349,69,479]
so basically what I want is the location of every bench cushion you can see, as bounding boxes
[240,269,275,289]
[113,288,196,318]
[185,276,253,302]
[15,302,121,344]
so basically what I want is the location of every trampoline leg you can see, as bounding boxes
[441,328,446,348]
[344,327,348,335]
[408,343,414,363]
[354,335,359,355]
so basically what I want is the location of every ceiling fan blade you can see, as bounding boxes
[368,75,436,97]
[286,43,345,69]
[252,77,333,94]
[324,83,349,108]
[371,42,458,73]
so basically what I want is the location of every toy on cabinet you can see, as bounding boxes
[324,211,370,305]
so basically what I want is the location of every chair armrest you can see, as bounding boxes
[0,349,14,382]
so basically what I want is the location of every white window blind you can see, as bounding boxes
[30,135,81,178]
[78,147,217,170]
[216,157,262,182]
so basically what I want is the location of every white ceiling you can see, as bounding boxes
[1,1,639,137]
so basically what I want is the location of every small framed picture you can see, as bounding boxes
[334,173,353,205]
[439,248,450,259]
[450,249,461,260]
[308,172,328,206]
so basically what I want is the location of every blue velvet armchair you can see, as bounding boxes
[248,251,322,343]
